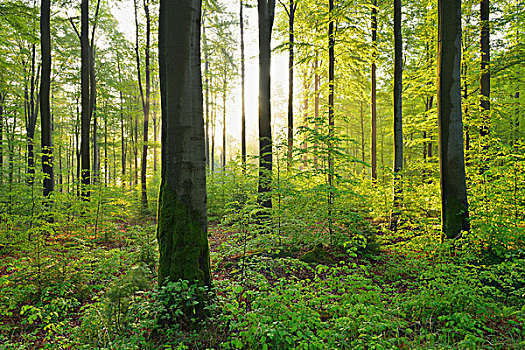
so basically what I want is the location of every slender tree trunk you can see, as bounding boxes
[104,111,108,186]
[222,67,227,169]
[75,100,80,196]
[463,58,470,159]
[258,0,276,209]
[240,0,247,170]
[134,0,151,210]
[203,17,210,169]
[118,61,126,186]
[157,0,211,296]
[153,90,158,172]
[328,0,335,236]
[211,86,215,172]
[480,0,490,137]
[93,107,98,183]
[0,92,5,183]
[7,114,15,188]
[26,44,38,185]
[360,100,365,172]
[314,56,319,169]
[392,0,403,222]
[371,0,377,180]
[437,0,469,239]
[286,0,295,170]
[80,0,91,198]
[40,0,53,198]
[515,92,520,144]
[134,107,138,187]
[302,73,309,169]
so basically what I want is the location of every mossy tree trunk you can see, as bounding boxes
[437,0,470,239]
[157,0,211,294]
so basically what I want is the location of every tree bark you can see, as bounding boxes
[134,0,151,211]
[313,55,319,169]
[257,0,275,209]
[393,0,403,217]
[40,0,53,198]
[203,15,210,169]
[328,0,335,236]
[480,0,490,137]
[240,0,246,171]
[25,44,39,185]
[437,0,469,239]
[0,92,4,183]
[80,0,91,198]
[360,100,365,172]
[222,66,227,169]
[118,61,126,187]
[286,0,295,170]
[157,0,211,297]
[371,0,377,180]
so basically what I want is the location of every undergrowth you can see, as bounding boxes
[1,153,525,349]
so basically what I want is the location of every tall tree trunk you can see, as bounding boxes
[437,0,469,239]
[313,55,319,169]
[515,92,520,145]
[222,67,227,169]
[240,0,247,171]
[93,107,98,183]
[286,0,295,170]
[157,0,211,297]
[40,0,53,198]
[211,85,215,172]
[371,0,377,180]
[75,99,80,195]
[153,89,158,172]
[134,0,151,211]
[118,61,126,186]
[0,92,4,183]
[257,0,275,209]
[26,44,39,185]
[302,72,309,169]
[104,110,108,185]
[480,0,490,137]
[134,107,138,187]
[360,100,365,172]
[203,17,210,169]
[328,0,335,236]
[392,0,403,220]
[80,0,91,198]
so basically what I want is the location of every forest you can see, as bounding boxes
[0,0,524,348]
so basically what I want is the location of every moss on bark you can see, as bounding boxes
[157,181,211,288]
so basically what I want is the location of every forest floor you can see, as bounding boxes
[1,212,524,349]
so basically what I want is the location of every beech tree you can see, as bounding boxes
[392,0,403,224]
[240,0,246,170]
[370,0,377,180]
[40,0,53,198]
[80,0,90,197]
[157,0,211,295]
[437,0,469,239]
[258,0,276,209]
[480,0,490,137]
